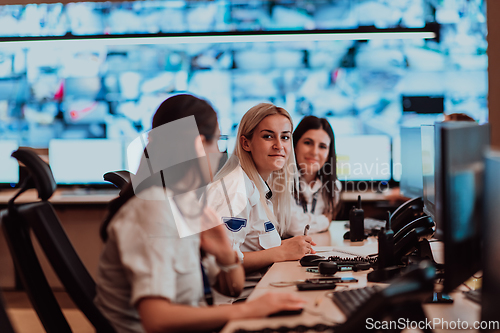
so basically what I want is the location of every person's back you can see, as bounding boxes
[95,187,206,333]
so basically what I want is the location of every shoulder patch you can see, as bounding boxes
[264,221,275,232]
[222,217,247,232]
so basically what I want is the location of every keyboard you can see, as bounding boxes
[331,285,384,317]
[463,289,481,304]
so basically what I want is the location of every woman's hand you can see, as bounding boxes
[278,236,316,261]
[199,208,235,265]
[240,293,306,318]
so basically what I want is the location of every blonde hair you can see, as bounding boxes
[214,103,298,236]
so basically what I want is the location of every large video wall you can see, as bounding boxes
[0,0,487,181]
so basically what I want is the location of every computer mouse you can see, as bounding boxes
[299,254,329,267]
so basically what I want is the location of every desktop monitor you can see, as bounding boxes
[335,135,391,182]
[402,95,444,114]
[437,122,489,293]
[49,139,123,185]
[399,127,423,198]
[0,140,19,185]
[481,150,500,328]
[420,125,436,224]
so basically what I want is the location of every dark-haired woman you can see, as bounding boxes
[287,116,341,236]
[94,94,305,333]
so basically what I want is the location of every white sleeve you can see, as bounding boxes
[201,254,220,287]
[286,197,330,236]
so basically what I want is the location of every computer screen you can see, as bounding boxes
[402,95,444,114]
[49,139,123,184]
[335,135,391,181]
[482,150,500,327]
[392,135,401,182]
[399,127,423,198]
[420,125,436,223]
[438,122,489,293]
[0,140,19,184]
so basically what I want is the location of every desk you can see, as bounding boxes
[0,188,118,289]
[221,222,481,333]
[0,188,119,205]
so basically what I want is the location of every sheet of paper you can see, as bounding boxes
[312,243,378,257]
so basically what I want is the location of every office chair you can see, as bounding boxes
[103,170,132,192]
[0,148,115,333]
[0,290,16,333]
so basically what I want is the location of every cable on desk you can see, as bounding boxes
[462,282,472,290]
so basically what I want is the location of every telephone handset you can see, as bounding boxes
[391,197,435,261]
[368,199,436,282]
[390,197,426,234]
[393,215,435,259]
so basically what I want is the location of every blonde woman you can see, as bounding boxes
[95,95,305,333]
[207,103,315,273]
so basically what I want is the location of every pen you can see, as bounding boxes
[304,224,310,236]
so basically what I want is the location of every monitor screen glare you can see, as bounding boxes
[399,127,423,198]
[0,140,19,184]
[335,135,391,182]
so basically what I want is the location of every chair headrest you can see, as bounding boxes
[103,171,132,191]
[11,148,56,201]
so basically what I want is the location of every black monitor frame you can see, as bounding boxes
[481,150,500,329]
[420,124,436,227]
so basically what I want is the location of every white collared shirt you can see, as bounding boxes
[287,178,341,236]
[206,164,282,261]
[95,186,217,333]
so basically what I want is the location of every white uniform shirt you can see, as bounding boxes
[95,186,217,333]
[206,164,282,262]
[287,178,341,236]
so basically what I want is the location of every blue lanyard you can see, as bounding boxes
[200,262,213,305]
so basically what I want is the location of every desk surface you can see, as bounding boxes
[0,188,119,205]
[0,187,403,205]
[221,222,480,333]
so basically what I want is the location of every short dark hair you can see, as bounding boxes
[444,113,475,122]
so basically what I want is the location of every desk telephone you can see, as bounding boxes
[369,197,435,282]
[388,197,435,262]
[302,197,436,285]
[302,197,435,270]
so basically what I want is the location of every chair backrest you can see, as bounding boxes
[2,148,115,333]
[0,289,16,333]
[1,207,72,333]
[103,170,132,193]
